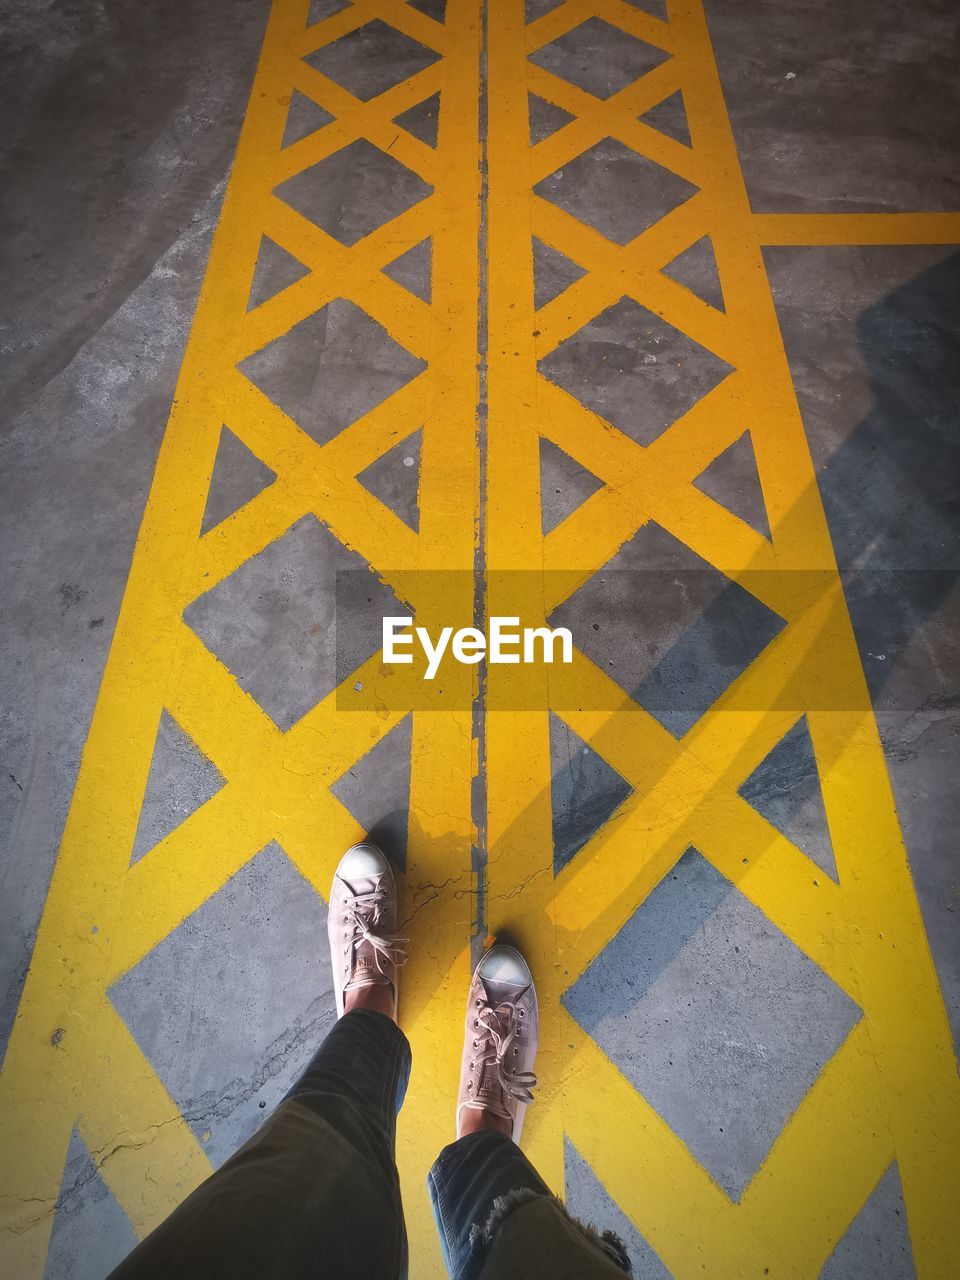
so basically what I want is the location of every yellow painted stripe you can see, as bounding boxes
[753,212,960,245]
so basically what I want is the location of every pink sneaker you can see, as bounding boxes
[328,843,406,1020]
[456,945,539,1142]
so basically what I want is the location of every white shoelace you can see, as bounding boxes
[472,998,537,1114]
[343,877,408,984]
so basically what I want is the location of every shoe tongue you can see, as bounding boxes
[345,955,390,989]
[345,931,392,990]
[342,875,390,989]
[476,1068,505,1103]
[481,975,529,1007]
[342,874,379,899]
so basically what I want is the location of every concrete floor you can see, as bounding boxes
[1,0,958,1277]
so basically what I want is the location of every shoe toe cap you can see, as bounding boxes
[338,842,390,880]
[477,944,532,988]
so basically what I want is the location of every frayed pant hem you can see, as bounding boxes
[467,1187,632,1275]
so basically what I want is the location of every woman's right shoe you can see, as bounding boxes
[327,842,406,1020]
[456,944,539,1142]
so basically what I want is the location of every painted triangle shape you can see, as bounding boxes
[247,235,311,312]
[622,0,668,18]
[564,1139,671,1278]
[821,1165,914,1278]
[202,425,277,534]
[540,437,604,534]
[238,300,426,450]
[307,0,349,27]
[356,430,422,532]
[533,238,586,310]
[407,0,446,20]
[662,235,725,312]
[44,1131,138,1280]
[526,0,565,22]
[382,238,432,303]
[739,716,838,880]
[638,89,691,148]
[130,710,226,865]
[282,89,335,149]
[693,430,769,539]
[549,713,632,875]
[330,715,412,870]
[108,844,338,1169]
[393,93,440,148]
[528,94,575,145]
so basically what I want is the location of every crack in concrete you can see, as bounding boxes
[487,865,550,903]
[172,996,336,1128]
[1,998,341,1238]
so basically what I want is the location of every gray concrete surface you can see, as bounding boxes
[0,0,957,1276]
[705,0,960,215]
[549,713,632,874]
[184,513,404,729]
[535,144,699,247]
[239,297,426,444]
[0,0,270,1041]
[550,524,785,736]
[130,711,225,864]
[275,139,433,246]
[529,16,668,99]
[539,298,733,445]
[110,842,337,1169]
[820,1165,914,1280]
[564,1137,671,1279]
[565,849,860,1199]
[43,1133,139,1280]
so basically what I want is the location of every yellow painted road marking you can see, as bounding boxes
[1,0,959,1276]
[753,212,960,245]
[0,2,478,1276]
[485,1,960,1277]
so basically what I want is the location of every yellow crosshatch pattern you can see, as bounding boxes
[484,2,960,1279]
[0,0,959,1278]
[0,0,480,1272]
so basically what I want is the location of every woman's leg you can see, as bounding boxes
[429,1129,631,1280]
[109,844,409,1280]
[428,946,631,1280]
